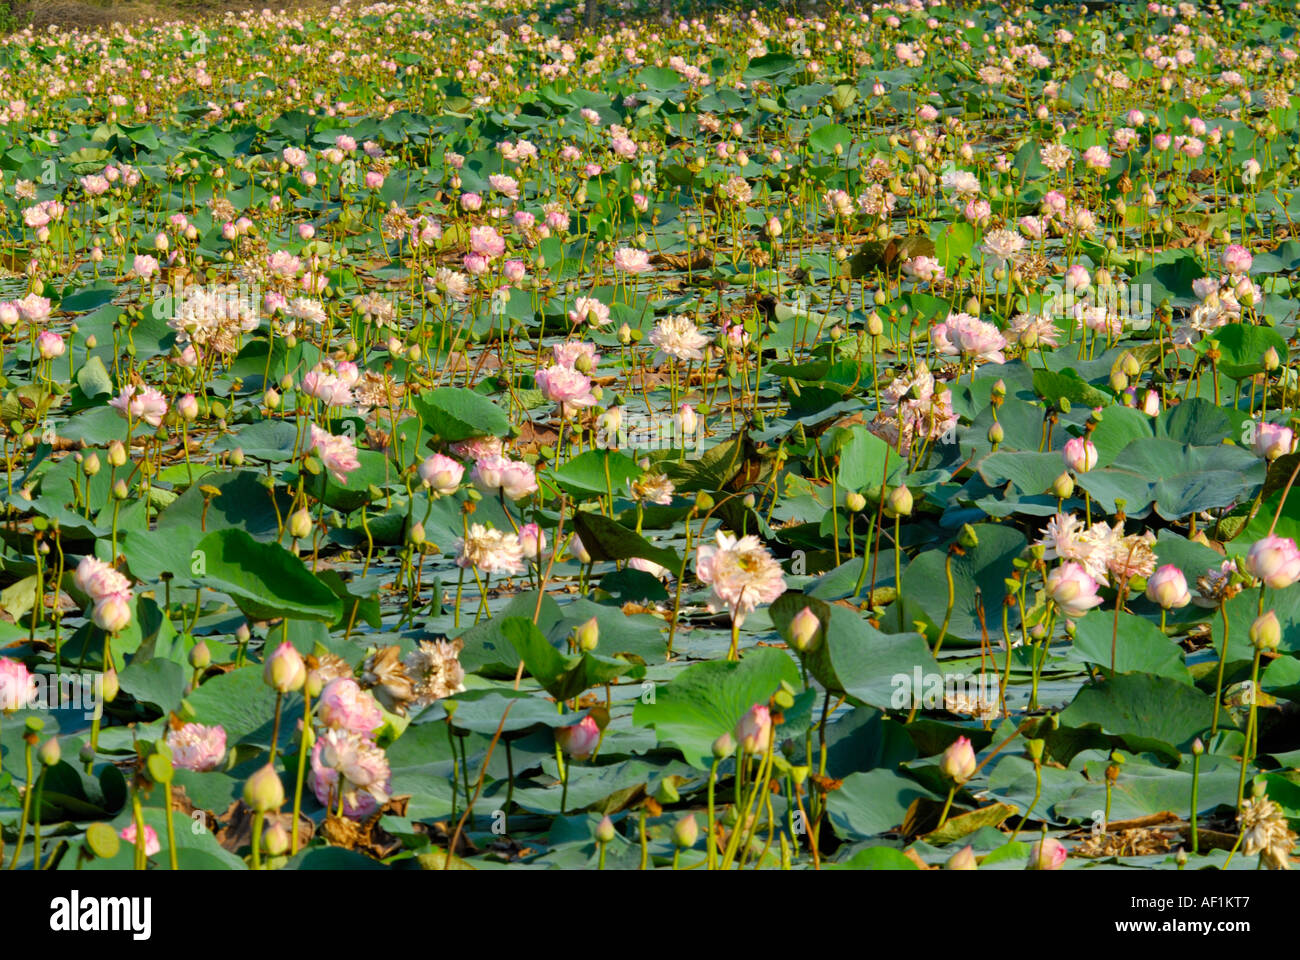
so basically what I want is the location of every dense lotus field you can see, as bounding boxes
[3,0,1300,873]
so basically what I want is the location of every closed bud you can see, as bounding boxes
[263,640,307,693]
[1264,346,1281,372]
[289,508,313,539]
[305,669,324,699]
[188,640,211,670]
[885,485,914,518]
[940,736,977,783]
[107,440,127,467]
[712,732,734,759]
[673,813,699,848]
[1250,610,1281,651]
[988,422,1004,445]
[595,814,616,844]
[263,820,290,856]
[1052,471,1075,499]
[38,736,61,767]
[102,664,119,702]
[575,616,600,652]
[845,491,866,512]
[242,763,285,813]
[945,845,978,870]
[789,606,821,653]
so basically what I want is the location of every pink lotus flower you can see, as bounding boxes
[264,641,307,693]
[1027,837,1067,870]
[132,254,159,280]
[535,364,596,413]
[450,436,504,461]
[1245,536,1300,590]
[0,657,31,713]
[75,556,130,602]
[1046,562,1104,619]
[940,736,977,783]
[556,714,601,760]
[613,247,652,274]
[309,424,361,484]
[902,255,944,282]
[121,822,161,856]
[1064,264,1091,292]
[36,331,64,359]
[1222,244,1252,275]
[734,703,772,754]
[1145,565,1191,610]
[471,455,538,500]
[1062,436,1098,473]
[317,678,384,738]
[93,592,133,633]
[517,523,547,559]
[568,296,610,326]
[932,312,1006,365]
[110,385,168,427]
[1255,422,1294,461]
[310,728,391,819]
[166,722,227,772]
[418,453,464,495]
[469,225,506,259]
[696,531,787,627]
[552,341,600,370]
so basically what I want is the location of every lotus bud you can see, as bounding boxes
[789,606,821,652]
[263,641,306,693]
[243,763,285,813]
[945,845,978,870]
[188,640,211,670]
[575,616,600,652]
[885,485,914,518]
[1251,610,1281,651]
[940,735,977,783]
[263,820,290,856]
[595,815,616,844]
[289,508,313,540]
[673,813,699,848]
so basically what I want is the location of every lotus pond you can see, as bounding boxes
[1,0,1300,873]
